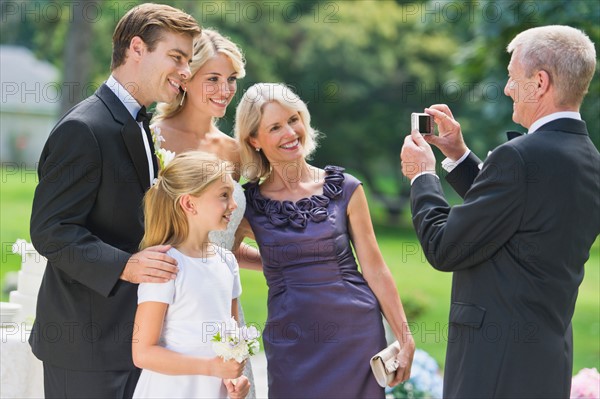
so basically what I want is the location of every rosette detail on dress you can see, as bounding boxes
[244,166,345,230]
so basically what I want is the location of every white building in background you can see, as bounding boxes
[1,45,59,165]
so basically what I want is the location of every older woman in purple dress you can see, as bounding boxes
[235,83,415,398]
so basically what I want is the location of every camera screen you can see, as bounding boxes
[418,115,432,134]
[411,112,433,135]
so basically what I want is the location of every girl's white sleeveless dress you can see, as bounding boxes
[133,247,241,398]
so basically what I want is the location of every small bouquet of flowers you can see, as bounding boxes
[211,317,260,363]
[151,126,176,170]
[570,368,599,399]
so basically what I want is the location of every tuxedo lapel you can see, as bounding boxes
[95,84,151,191]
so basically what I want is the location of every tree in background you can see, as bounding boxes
[1,0,598,224]
[60,1,95,115]
[202,0,457,224]
[440,0,599,154]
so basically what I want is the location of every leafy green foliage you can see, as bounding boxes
[443,0,600,153]
[1,0,598,221]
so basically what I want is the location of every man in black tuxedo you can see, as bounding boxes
[401,26,599,398]
[29,4,200,397]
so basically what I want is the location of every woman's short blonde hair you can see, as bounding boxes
[140,151,233,249]
[234,83,321,182]
[154,28,246,121]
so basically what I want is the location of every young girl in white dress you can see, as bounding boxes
[132,151,250,399]
[151,29,261,397]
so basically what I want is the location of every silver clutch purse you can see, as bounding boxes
[369,341,400,388]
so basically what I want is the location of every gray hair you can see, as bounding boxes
[234,83,321,182]
[507,25,596,107]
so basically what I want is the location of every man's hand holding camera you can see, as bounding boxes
[401,104,470,180]
[400,129,436,181]
[422,105,468,161]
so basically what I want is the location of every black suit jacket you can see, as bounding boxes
[410,119,600,398]
[29,84,152,371]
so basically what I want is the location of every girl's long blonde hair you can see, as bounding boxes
[140,151,233,249]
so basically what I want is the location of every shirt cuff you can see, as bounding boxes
[410,171,439,185]
[441,149,471,172]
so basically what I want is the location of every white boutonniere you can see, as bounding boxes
[211,317,260,363]
[151,126,176,170]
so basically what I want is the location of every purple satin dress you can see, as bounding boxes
[244,166,386,398]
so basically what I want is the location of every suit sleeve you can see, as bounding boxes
[30,119,131,297]
[411,144,526,271]
[445,152,482,198]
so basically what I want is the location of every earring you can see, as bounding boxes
[179,88,187,106]
[255,147,261,152]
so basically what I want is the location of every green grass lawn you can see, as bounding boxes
[0,165,37,272]
[1,166,598,373]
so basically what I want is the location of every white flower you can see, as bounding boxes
[241,325,260,341]
[212,340,249,363]
[156,147,176,169]
[211,317,260,363]
[151,126,165,147]
[150,126,175,169]
[248,339,260,355]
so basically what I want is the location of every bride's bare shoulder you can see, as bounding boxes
[212,130,237,144]
[210,131,239,157]
[208,131,241,179]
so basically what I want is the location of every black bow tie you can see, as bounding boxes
[506,130,524,141]
[136,106,152,123]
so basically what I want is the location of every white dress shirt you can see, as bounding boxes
[105,75,155,185]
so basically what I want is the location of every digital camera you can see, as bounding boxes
[411,113,434,135]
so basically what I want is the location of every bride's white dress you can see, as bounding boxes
[209,181,256,399]
[209,181,246,251]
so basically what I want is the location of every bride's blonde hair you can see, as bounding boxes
[140,151,233,249]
